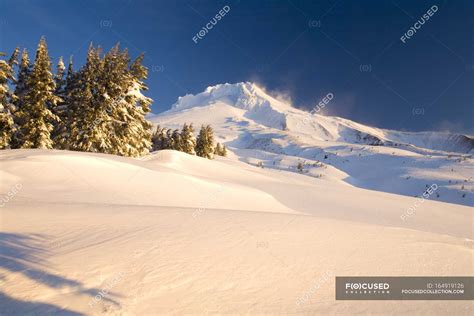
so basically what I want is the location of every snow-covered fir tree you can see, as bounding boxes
[154,126,174,151]
[214,143,222,156]
[152,123,198,154]
[171,129,182,151]
[221,144,227,156]
[7,47,20,68]
[11,49,31,148]
[0,49,19,149]
[195,125,215,159]
[15,38,60,149]
[69,44,152,157]
[14,49,30,100]
[214,142,227,157]
[181,123,196,154]
[151,125,164,151]
[165,129,174,149]
[114,51,152,157]
[54,56,66,94]
[53,56,75,149]
[68,44,110,153]
[153,127,172,150]
[2,39,153,158]
[10,49,30,148]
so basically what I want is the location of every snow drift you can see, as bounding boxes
[1,149,473,314]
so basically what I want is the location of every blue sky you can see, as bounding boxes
[0,0,472,133]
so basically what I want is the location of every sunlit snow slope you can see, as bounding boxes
[151,82,473,207]
[1,149,473,314]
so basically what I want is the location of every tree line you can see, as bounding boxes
[152,123,227,159]
[0,37,226,159]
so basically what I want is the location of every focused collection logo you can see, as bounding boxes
[345,282,390,294]
[336,276,473,300]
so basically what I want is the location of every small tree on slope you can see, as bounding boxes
[195,125,215,159]
[165,129,174,149]
[221,144,227,156]
[214,142,227,157]
[171,129,182,151]
[151,125,164,151]
[181,123,196,155]
[214,143,222,156]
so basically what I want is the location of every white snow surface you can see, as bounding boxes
[154,82,474,207]
[1,149,473,314]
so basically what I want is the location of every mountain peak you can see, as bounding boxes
[171,82,291,112]
[161,82,473,154]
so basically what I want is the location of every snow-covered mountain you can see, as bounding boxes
[151,82,473,207]
[162,82,473,153]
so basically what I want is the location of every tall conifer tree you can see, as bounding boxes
[0,49,18,148]
[15,37,60,148]
[111,51,152,157]
[11,49,30,148]
[53,56,75,149]
[69,44,109,152]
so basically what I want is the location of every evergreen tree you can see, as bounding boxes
[152,126,170,150]
[68,44,109,153]
[8,47,20,68]
[51,56,66,148]
[221,144,227,156]
[11,49,30,148]
[0,49,18,149]
[54,56,66,94]
[195,125,215,159]
[70,44,152,157]
[101,44,128,155]
[165,129,174,149]
[15,37,60,148]
[14,49,30,98]
[195,125,205,157]
[214,142,227,156]
[3,39,153,157]
[53,56,75,149]
[66,56,74,85]
[151,124,163,151]
[180,123,196,154]
[214,143,222,155]
[153,124,198,154]
[171,129,182,151]
[113,51,152,157]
